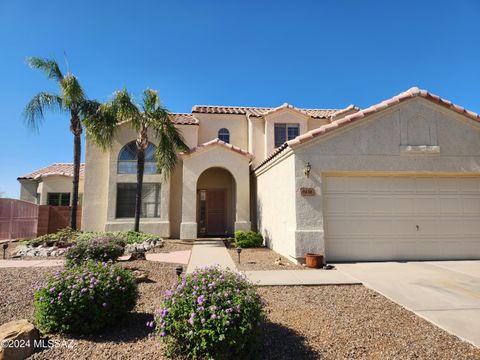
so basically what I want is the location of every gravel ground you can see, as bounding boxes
[227,246,305,271]
[258,286,480,360]
[1,251,479,359]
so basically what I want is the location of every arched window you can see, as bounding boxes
[118,141,157,174]
[218,128,230,143]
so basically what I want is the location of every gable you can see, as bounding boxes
[296,97,480,157]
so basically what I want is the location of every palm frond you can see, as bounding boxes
[84,103,119,150]
[26,57,63,82]
[152,107,190,179]
[23,92,63,130]
[110,89,142,130]
[60,74,86,107]
[141,89,159,114]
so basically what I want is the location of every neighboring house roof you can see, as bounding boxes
[254,87,480,172]
[191,104,355,119]
[18,163,85,180]
[171,113,200,125]
[184,138,254,160]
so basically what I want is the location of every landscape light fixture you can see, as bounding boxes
[175,265,183,277]
[2,243,7,259]
[304,162,311,178]
[236,246,242,263]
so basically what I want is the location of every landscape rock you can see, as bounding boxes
[124,239,164,254]
[131,269,150,283]
[0,319,39,360]
[129,251,146,261]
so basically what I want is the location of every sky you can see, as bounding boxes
[0,0,479,198]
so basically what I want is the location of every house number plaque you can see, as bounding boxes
[300,187,315,196]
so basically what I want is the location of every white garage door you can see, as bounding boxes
[324,175,480,262]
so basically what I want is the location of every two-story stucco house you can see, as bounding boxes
[19,87,480,263]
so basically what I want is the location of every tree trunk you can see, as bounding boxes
[134,128,148,232]
[70,113,82,230]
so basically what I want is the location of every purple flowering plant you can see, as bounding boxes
[33,261,138,333]
[65,236,125,268]
[152,266,265,359]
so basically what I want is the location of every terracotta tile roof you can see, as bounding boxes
[254,87,480,172]
[171,113,199,125]
[192,104,349,119]
[18,163,85,180]
[184,138,254,160]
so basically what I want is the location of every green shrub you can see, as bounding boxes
[152,266,265,359]
[234,231,263,248]
[25,229,160,248]
[65,237,124,268]
[25,228,79,247]
[33,262,138,333]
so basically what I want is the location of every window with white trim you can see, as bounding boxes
[274,123,299,148]
[116,183,161,218]
[118,141,157,174]
[218,128,230,143]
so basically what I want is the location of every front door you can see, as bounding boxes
[198,189,227,236]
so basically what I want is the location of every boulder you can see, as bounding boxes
[131,269,150,283]
[0,319,39,360]
[129,251,146,261]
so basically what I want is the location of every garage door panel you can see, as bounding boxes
[324,175,480,262]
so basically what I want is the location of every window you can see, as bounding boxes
[47,193,70,206]
[118,141,157,174]
[116,183,161,218]
[274,123,299,148]
[36,193,41,205]
[218,128,230,143]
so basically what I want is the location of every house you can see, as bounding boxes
[18,87,480,263]
[18,163,85,206]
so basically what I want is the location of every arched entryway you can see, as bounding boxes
[196,167,236,237]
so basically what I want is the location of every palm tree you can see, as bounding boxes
[89,89,189,232]
[24,57,100,230]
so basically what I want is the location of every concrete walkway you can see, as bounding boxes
[186,239,236,273]
[244,269,361,286]
[0,259,64,268]
[336,261,480,347]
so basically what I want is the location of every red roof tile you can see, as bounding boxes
[184,139,253,160]
[18,163,84,180]
[171,113,199,125]
[192,104,351,119]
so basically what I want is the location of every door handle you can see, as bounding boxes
[416,225,420,231]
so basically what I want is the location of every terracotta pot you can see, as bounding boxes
[305,253,324,268]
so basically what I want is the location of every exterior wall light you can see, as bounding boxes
[304,162,312,178]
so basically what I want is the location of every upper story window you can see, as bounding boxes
[274,123,299,148]
[218,128,230,143]
[118,141,157,174]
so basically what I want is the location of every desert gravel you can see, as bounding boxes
[1,243,479,359]
[228,246,305,271]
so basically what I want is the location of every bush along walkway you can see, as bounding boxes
[186,239,236,273]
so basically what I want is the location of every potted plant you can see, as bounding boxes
[305,253,324,268]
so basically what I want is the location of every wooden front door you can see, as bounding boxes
[205,189,226,235]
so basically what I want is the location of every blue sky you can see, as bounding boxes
[0,0,479,197]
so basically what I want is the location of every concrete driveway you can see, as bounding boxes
[336,261,480,347]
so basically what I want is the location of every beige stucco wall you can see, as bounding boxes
[180,145,251,239]
[195,113,248,149]
[34,175,84,206]
[255,97,480,260]
[255,152,297,259]
[19,180,38,203]
[264,109,308,160]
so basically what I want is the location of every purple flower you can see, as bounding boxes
[197,295,205,305]
[159,331,166,337]
[211,314,217,319]
[102,302,107,308]
[210,305,217,311]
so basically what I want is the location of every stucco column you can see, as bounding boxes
[180,165,198,239]
[234,175,251,232]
